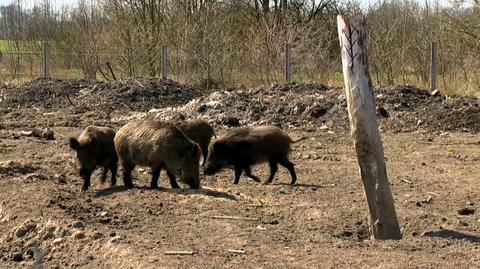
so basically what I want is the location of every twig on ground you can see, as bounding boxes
[209,215,258,221]
[164,250,195,255]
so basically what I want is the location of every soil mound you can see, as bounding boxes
[0,77,201,112]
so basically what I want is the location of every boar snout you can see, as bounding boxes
[203,163,218,175]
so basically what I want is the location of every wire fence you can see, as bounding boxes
[0,42,319,86]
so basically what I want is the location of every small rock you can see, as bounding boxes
[99,211,108,217]
[109,236,122,243]
[256,225,267,230]
[72,221,84,229]
[458,208,475,215]
[11,252,23,262]
[466,201,474,206]
[25,173,48,181]
[417,119,423,125]
[71,230,85,240]
[15,220,36,237]
[54,174,67,184]
[24,248,34,260]
[91,231,103,239]
[340,231,353,237]
[197,104,207,113]
[223,116,240,127]
[52,238,63,245]
[430,89,440,96]
[377,107,389,118]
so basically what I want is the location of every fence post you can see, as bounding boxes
[337,14,402,240]
[43,41,49,78]
[430,41,437,91]
[284,43,291,82]
[161,46,168,79]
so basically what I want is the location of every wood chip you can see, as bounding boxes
[227,249,246,254]
[209,215,258,221]
[164,250,195,255]
[245,203,263,207]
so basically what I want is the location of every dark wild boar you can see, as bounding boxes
[204,126,305,185]
[176,119,215,166]
[114,121,201,189]
[69,126,118,192]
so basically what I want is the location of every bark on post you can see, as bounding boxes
[337,13,402,240]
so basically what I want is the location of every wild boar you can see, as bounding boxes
[203,126,305,185]
[69,126,118,192]
[176,119,215,166]
[114,120,201,189]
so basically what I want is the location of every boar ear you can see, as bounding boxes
[69,137,80,150]
[190,143,199,157]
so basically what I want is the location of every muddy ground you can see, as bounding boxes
[0,79,479,268]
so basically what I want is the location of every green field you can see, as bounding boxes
[0,40,42,52]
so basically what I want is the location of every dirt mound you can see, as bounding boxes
[0,77,201,112]
[142,82,347,130]
[1,79,479,133]
[142,83,479,133]
[375,85,480,132]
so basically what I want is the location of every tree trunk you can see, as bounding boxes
[337,13,402,240]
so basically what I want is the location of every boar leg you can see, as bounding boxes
[151,168,161,189]
[233,166,243,184]
[110,162,117,187]
[244,167,261,183]
[201,148,208,166]
[278,158,297,184]
[265,160,279,184]
[100,167,108,184]
[122,162,135,188]
[80,169,93,192]
[166,170,180,188]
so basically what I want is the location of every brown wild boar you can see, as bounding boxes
[204,126,305,185]
[69,126,118,192]
[114,121,201,189]
[176,119,215,166]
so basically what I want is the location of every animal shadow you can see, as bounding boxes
[94,184,236,201]
[274,182,335,189]
[166,187,237,201]
[94,185,150,197]
[423,229,480,243]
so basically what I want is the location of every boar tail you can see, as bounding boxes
[292,137,308,143]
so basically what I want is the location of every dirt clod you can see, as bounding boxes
[458,208,475,215]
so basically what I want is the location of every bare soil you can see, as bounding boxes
[0,79,479,268]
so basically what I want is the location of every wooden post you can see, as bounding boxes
[161,46,168,79]
[430,41,437,91]
[285,43,291,82]
[337,14,402,240]
[43,41,49,78]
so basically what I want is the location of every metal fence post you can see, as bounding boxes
[285,43,291,83]
[161,46,168,79]
[430,41,437,91]
[43,42,49,78]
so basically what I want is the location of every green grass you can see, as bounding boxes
[0,40,42,52]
